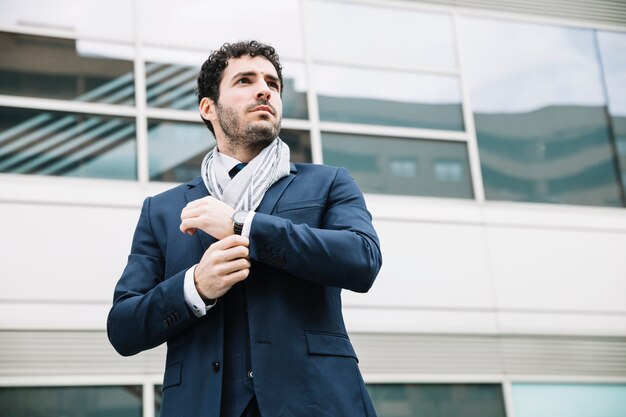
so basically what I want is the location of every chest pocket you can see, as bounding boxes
[274,198,326,227]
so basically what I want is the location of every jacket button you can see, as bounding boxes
[247,370,253,379]
[212,361,220,373]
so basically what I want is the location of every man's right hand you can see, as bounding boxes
[194,234,251,301]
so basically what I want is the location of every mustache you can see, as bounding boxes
[247,100,276,115]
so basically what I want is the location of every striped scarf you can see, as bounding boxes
[200,137,291,211]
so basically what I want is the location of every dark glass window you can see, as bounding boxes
[368,383,507,417]
[316,65,464,131]
[322,133,473,198]
[459,17,624,207]
[0,107,136,180]
[0,32,134,105]
[0,386,142,417]
[148,120,311,183]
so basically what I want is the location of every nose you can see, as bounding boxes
[256,81,271,101]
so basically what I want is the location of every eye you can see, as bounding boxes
[268,80,280,91]
[236,77,251,84]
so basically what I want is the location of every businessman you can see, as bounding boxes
[108,40,382,417]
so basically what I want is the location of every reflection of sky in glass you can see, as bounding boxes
[512,384,626,417]
[139,0,303,59]
[597,31,626,116]
[315,65,460,104]
[0,0,132,38]
[308,0,456,70]
[458,17,606,113]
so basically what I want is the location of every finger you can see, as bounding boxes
[180,218,203,234]
[222,267,250,286]
[215,258,251,277]
[214,234,249,249]
[209,244,250,265]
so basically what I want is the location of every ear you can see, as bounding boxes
[199,97,216,121]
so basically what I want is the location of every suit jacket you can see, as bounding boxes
[107,163,383,417]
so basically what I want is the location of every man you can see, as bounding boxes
[108,40,382,417]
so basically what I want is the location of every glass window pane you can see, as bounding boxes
[145,58,308,120]
[512,383,626,417]
[459,17,623,207]
[307,1,456,70]
[148,120,311,183]
[139,0,304,59]
[0,107,136,180]
[155,385,162,417]
[322,133,473,198]
[0,385,142,417]
[0,0,133,39]
[0,32,135,105]
[598,30,626,199]
[367,383,506,417]
[316,65,464,131]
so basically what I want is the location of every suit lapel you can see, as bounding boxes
[184,177,216,251]
[256,163,297,214]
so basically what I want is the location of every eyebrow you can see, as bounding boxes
[231,71,280,85]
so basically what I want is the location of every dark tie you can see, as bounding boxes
[229,163,247,179]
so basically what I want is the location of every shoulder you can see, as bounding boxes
[150,177,202,202]
[293,163,347,178]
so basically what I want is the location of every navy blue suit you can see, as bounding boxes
[108,163,382,417]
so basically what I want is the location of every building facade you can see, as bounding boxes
[1,0,625,416]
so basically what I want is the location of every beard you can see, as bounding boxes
[216,100,281,155]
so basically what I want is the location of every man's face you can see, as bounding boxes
[202,55,283,155]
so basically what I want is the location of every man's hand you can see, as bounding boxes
[180,196,235,239]
[194,235,250,301]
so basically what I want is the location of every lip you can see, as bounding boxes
[250,105,274,115]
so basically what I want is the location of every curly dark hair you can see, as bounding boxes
[196,40,283,134]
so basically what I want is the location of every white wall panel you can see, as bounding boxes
[0,202,138,302]
[487,226,626,313]
[342,219,496,309]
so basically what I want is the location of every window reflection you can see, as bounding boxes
[367,384,506,417]
[0,107,136,180]
[459,17,624,206]
[139,0,304,59]
[307,0,456,70]
[148,120,311,183]
[316,65,464,130]
[0,385,143,417]
[512,383,626,417]
[0,32,135,104]
[145,60,308,120]
[597,30,626,198]
[322,132,473,198]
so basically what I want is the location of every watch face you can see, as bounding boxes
[234,211,248,224]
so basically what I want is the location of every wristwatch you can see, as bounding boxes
[232,210,248,235]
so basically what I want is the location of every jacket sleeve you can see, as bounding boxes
[248,167,382,293]
[107,197,199,356]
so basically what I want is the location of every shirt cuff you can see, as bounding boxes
[184,264,217,317]
[241,211,256,238]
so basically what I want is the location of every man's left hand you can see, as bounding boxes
[180,196,235,239]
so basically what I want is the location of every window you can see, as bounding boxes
[459,17,624,207]
[315,65,464,130]
[0,107,136,180]
[367,383,507,417]
[512,383,626,417]
[0,32,134,105]
[322,133,473,198]
[0,386,143,417]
